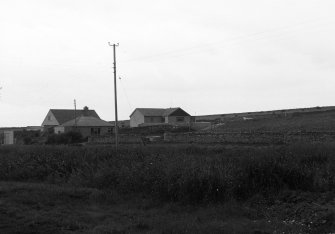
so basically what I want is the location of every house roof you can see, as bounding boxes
[132,108,166,117]
[50,109,100,125]
[162,108,179,116]
[130,107,190,117]
[60,116,113,127]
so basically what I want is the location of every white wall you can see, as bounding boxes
[166,116,191,125]
[130,110,145,127]
[4,131,14,144]
[144,116,164,124]
[41,110,59,127]
[54,126,65,134]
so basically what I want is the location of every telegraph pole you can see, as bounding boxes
[108,42,119,151]
[74,99,77,128]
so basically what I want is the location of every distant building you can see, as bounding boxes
[0,127,42,145]
[0,128,23,145]
[54,116,113,138]
[109,120,130,128]
[1,130,14,144]
[26,126,44,131]
[130,107,191,127]
[41,106,100,133]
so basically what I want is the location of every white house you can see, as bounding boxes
[54,116,113,137]
[130,107,191,127]
[41,106,100,132]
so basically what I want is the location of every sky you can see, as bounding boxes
[1,0,335,126]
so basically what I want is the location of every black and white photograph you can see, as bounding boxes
[1,0,335,233]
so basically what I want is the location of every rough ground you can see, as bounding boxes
[0,182,334,234]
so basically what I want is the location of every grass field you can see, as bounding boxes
[209,109,335,132]
[0,144,335,233]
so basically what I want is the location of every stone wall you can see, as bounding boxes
[163,131,335,144]
[88,131,335,145]
[88,134,142,144]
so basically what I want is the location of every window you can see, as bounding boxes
[176,117,184,122]
[91,128,101,136]
[107,128,112,134]
[47,115,51,121]
[150,117,154,122]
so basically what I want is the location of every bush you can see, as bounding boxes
[46,131,84,145]
[15,130,41,145]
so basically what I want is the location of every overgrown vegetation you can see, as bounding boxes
[45,131,84,145]
[0,143,334,204]
[12,130,42,145]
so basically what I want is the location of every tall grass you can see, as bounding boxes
[0,143,334,203]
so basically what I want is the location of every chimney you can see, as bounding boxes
[83,106,89,116]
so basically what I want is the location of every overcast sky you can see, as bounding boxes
[1,0,335,126]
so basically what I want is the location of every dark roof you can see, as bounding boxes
[132,108,166,117]
[60,116,113,127]
[50,109,100,125]
[163,108,179,116]
[130,108,190,117]
[165,108,191,117]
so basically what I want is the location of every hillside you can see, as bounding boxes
[198,107,335,132]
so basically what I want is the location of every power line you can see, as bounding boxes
[118,77,133,112]
[121,17,334,63]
